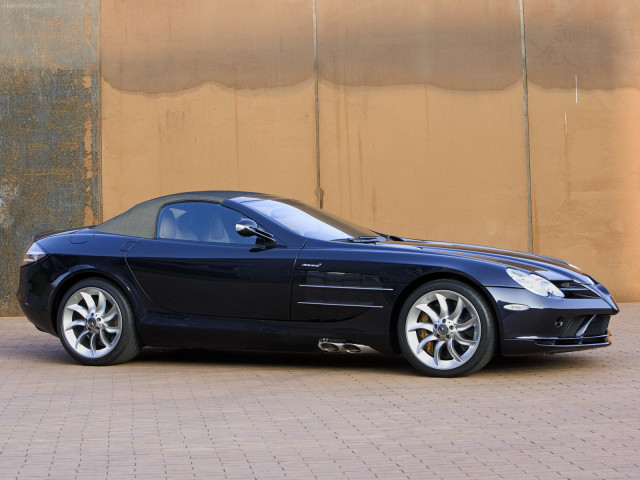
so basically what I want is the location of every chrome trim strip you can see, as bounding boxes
[537,342,611,348]
[298,301,383,309]
[515,334,609,341]
[299,284,393,291]
[584,283,606,300]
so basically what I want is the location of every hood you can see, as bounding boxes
[378,238,595,284]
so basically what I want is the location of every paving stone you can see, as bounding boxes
[0,305,639,479]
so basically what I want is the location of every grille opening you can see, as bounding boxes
[534,315,610,347]
[552,280,601,299]
[583,315,610,336]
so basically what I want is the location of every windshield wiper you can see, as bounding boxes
[346,236,380,243]
[375,232,405,242]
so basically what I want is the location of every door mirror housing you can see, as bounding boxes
[235,219,275,242]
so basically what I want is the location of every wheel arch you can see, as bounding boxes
[388,270,502,354]
[49,268,140,336]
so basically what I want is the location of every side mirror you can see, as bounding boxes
[235,219,275,242]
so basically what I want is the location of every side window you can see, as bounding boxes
[156,202,261,245]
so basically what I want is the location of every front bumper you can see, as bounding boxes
[486,286,618,356]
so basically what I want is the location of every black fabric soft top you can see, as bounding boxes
[93,190,261,239]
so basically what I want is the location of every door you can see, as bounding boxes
[125,202,298,320]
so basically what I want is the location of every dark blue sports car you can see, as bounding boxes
[17,191,618,377]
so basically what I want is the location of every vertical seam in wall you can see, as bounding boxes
[97,0,103,223]
[519,0,533,253]
[313,0,323,209]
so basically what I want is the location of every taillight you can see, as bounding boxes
[21,242,47,266]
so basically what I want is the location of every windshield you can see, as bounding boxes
[244,199,378,241]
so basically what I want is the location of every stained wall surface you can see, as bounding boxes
[100,0,319,218]
[101,0,532,250]
[316,1,530,251]
[525,0,640,301]
[0,0,101,315]
[1,0,639,316]
[92,0,640,302]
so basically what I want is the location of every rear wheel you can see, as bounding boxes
[398,280,496,377]
[57,278,142,366]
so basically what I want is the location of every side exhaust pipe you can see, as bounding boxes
[318,339,379,354]
[318,340,340,353]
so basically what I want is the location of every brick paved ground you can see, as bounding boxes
[0,305,638,479]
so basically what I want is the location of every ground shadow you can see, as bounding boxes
[130,345,600,378]
[14,333,603,378]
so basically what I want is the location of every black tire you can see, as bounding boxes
[56,278,142,366]
[397,280,496,377]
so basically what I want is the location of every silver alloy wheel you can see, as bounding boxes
[61,287,122,358]
[404,289,481,370]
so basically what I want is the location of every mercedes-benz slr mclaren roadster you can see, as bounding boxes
[17,191,618,377]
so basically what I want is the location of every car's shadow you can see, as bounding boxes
[129,346,601,378]
[137,347,414,375]
[481,351,603,376]
[33,340,602,378]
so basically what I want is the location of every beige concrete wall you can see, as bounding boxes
[101,0,319,217]
[100,0,640,301]
[317,1,530,251]
[525,0,640,301]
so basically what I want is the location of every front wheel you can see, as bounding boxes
[57,278,142,366]
[397,280,496,377]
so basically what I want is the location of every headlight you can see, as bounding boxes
[21,242,47,266]
[506,268,564,298]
